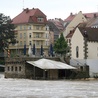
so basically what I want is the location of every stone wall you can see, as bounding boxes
[5,57,60,78]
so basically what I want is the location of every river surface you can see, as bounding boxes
[0,73,98,98]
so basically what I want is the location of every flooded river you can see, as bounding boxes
[0,73,98,98]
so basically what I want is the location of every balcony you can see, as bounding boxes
[32,37,46,41]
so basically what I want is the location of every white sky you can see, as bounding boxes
[0,0,98,20]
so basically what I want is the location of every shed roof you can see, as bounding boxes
[27,59,76,69]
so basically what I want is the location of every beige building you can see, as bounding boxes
[63,11,87,38]
[9,8,50,57]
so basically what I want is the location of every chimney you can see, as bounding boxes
[70,12,73,16]
[24,8,29,13]
[94,14,96,18]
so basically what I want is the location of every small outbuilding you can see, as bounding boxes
[27,58,76,79]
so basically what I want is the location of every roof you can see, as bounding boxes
[12,8,47,24]
[64,14,75,22]
[86,17,98,27]
[66,30,74,38]
[48,18,64,31]
[64,12,98,22]
[79,27,98,41]
[27,59,76,69]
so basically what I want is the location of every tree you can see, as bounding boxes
[0,13,16,51]
[54,33,68,56]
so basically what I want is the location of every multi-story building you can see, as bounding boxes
[9,8,50,57]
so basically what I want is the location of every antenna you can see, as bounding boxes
[23,0,24,10]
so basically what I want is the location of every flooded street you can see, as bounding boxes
[0,73,98,98]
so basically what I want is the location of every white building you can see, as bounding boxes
[70,27,98,77]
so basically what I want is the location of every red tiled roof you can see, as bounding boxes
[48,19,64,31]
[64,15,75,22]
[83,12,98,18]
[12,8,47,24]
[64,12,98,22]
[66,30,75,38]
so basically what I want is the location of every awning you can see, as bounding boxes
[27,58,76,70]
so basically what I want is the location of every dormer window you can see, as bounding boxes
[37,17,44,22]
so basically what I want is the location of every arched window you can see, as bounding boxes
[76,46,79,58]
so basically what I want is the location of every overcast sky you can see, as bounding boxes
[0,0,98,20]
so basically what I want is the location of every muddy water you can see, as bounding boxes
[0,73,98,98]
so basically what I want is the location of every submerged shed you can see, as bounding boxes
[27,59,76,79]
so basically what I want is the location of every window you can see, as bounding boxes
[76,46,79,58]
[20,41,22,46]
[8,66,10,71]
[28,25,31,30]
[15,67,17,71]
[36,41,40,45]
[46,26,49,30]
[19,66,21,71]
[20,33,22,39]
[24,41,26,45]
[45,41,48,46]
[36,34,39,38]
[29,41,31,45]
[24,33,26,38]
[36,26,40,30]
[11,66,13,71]
[46,33,48,38]
[20,25,22,30]
[37,18,44,22]
[24,25,26,30]
[29,33,31,38]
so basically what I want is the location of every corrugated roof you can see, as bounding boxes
[27,59,76,69]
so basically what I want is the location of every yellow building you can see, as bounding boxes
[9,8,50,57]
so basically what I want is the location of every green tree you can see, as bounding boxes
[54,33,68,56]
[0,13,16,51]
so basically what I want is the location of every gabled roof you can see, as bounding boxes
[48,18,64,31]
[86,17,98,27]
[79,27,98,41]
[64,12,98,23]
[64,14,75,22]
[12,8,47,24]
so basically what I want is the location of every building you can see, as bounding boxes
[9,8,50,57]
[63,11,87,38]
[5,57,77,79]
[70,27,98,77]
[48,18,64,43]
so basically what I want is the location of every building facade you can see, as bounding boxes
[70,27,98,77]
[9,8,50,57]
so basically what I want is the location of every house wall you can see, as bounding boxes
[87,42,98,59]
[63,11,87,37]
[5,62,26,78]
[87,59,98,77]
[49,69,58,79]
[5,57,60,79]
[71,28,84,59]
